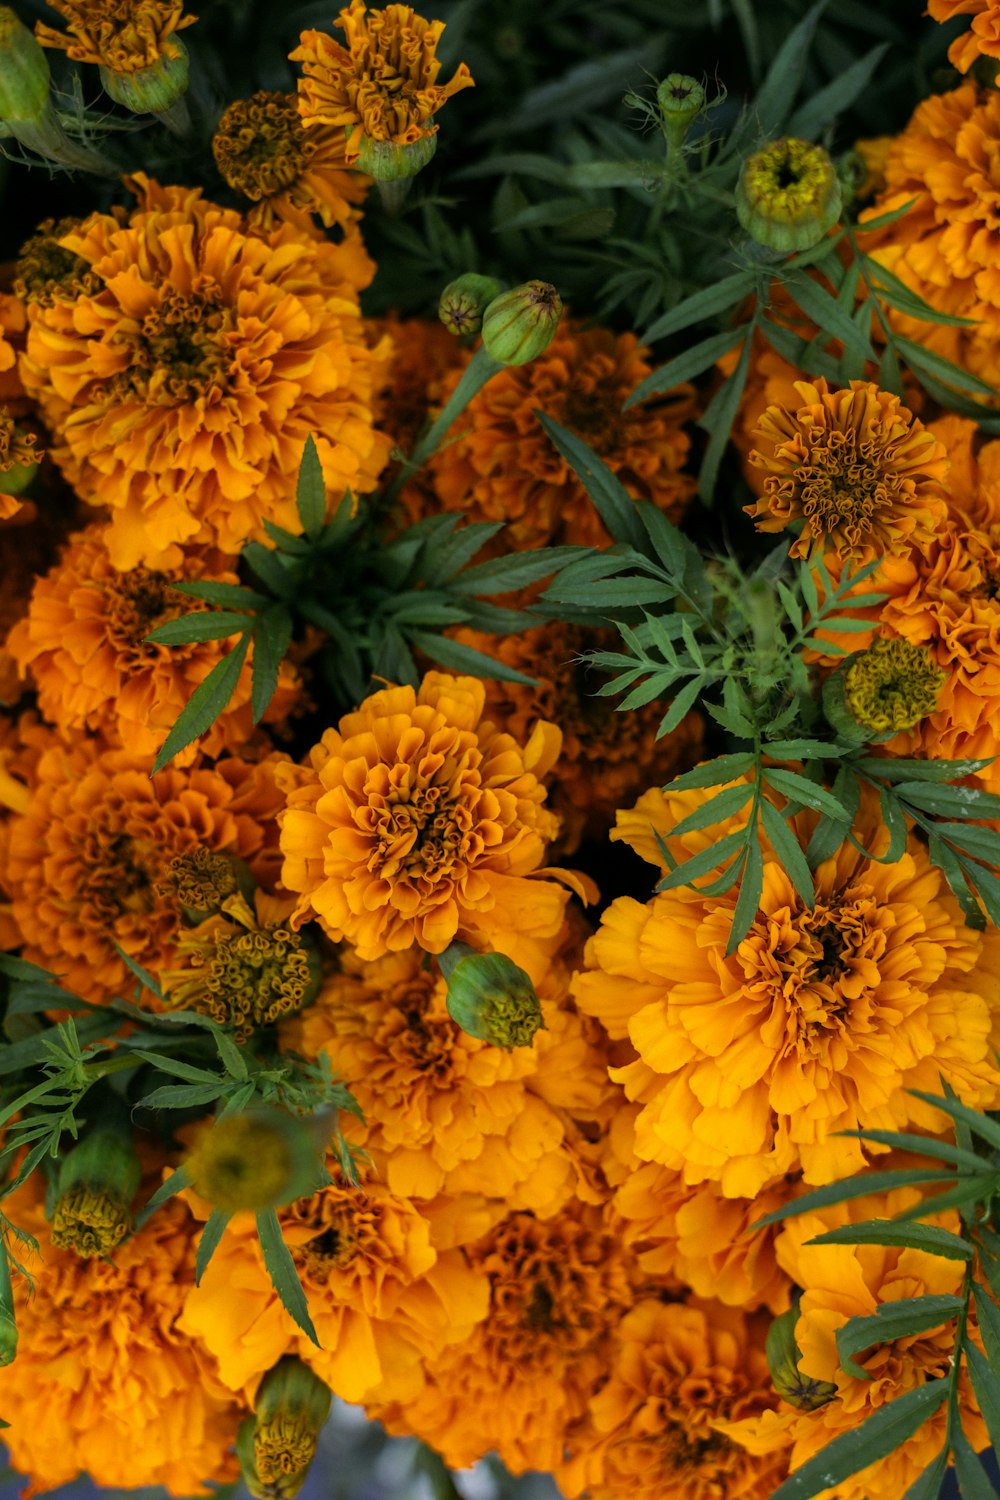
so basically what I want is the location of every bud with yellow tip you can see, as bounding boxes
[767,1306,837,1411]
[481,281,562,367]
[439,942,545,1050]
[736,138,842,254]
[237,1357,333,1499]
[99,36,190,121]
[184,1108,327,1215]
[49,1115,141,1259]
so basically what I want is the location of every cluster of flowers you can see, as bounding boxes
[2,2,1000,1500]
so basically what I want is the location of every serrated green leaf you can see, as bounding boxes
[625,325,748,410]
[765,739,846,760]
[753,1170,959,1230]
[855,199,919,233]
[753,0,830,136]
[128,1052,222,1084]
[843,1127,987,1174]
[786,42,890,139]
[895,337,996,399]
[966,1340,1000,1464]
[641,271,757,344]
[136,1082,226,1110]
[763,767,847,819]
[251,606,294,725]
[243,542,299,601]
[785,272,871,361]
[728,836,764,954]
[262,519,314,556]
[456,544,590,596]
[213,1029,248,1081]
[138,1165,191,1223]
[418,521,504,586]
[697,325,755,502]
[759,798,815,908]
[171,581,271,609]
[932,822,1000,863]
[894,783,1000,820]
[856,756,996,783]
[664,754,757,792]
[195,1208,231,1284]
[901,1448,950,1500]
[296,434,326,541]
[151,632,251,775]
[951,1426,999,1500]
[836,1296,964,1380]
[112,943,163,999]
[667,782,755,838]
[535,413,647,549]
[407,630,536,685]
[767,1379,949,1500]
[657,827,749,892]
[973,1284,1000,1367]
[928,833,985,929]
[870,260,979,327]
[145,610,250,646]
[807,1220,973,1260]
[894,1178,1000,1220]
[908,1093,1000,1154]
[256,1207,320,1345]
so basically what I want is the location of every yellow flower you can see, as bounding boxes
[34,0,196,73]
[292,2,473,166]
[928,0,1000,73]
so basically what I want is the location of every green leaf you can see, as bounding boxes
[296,434,326,541]
[893,783,1000,820]
[855,199,919,233]
[565,161,659,189]
[785,273,872,361]
[657,675,704,735]
[697,325,755,502]
[966,1340,1000,1464]
[242,541,299,601]
[728,836,764,954]
[406,630,536,685]
[973,1284,1000,1367]
[786,42,891,139]
[928,833,985,930]
[951,1426,999,1500]
[895,336,996,399]
[112,943,165,1000]
[759,799,815,908]
[641,271,757,344]
[251,606,293,725]
[842,1127,987,1174]
[256,1207,320,1346]
[764,739,846,760]
[129,1051,223,1084]
[663,754,756,792]
[668,782,755,838]
[145,611,250,646]
[931,822,1000,863]
[195,1208,231,1284]
[535,413,647,549]
[807,1220,972,1260]
[171,580,270,609]
[456,544,590,596]
[658,828,749,892]
[753,1170,959,1230]
[869,260,979,327]
[151,632,251,774]
[753,0,830,136]
[893,1178,1000,1220]
[137,1082,226,1109]
[856,757,996,783]
[907,1092,1000,1153]
[901,1448,950,1500]
[836,1296,964,1380]
[138,1165,191,1224]
[624,325,748,409]
[763,767,848,820]
[767,1379,949,1500]
[212,1029,248,1081]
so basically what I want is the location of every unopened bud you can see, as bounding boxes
[439,942,545,1050]
[50,1119,141,1259]
[439,273,504,336]
[736,139,842,254]
[481,281,562,366]
[823,636,944,743]
[99,37,190,116]
[767,1306,837,1411]
[656,73,705,151]
[356,131,437,182]
[238,1357,333,1499]
[184,1108,327,1214]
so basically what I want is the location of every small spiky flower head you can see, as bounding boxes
[736,138,842,253]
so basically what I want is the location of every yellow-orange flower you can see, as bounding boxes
[212,91,368,233]
[292,3,474,165]
[0,409,42,523]
[454,623,703,853]
[928,0,1000,72]
[19,176,390,570]
[6,523,302,762]
[573,783,1000,1195]
[4,730,287,1005]
[372,1202,638,1474]
[0,1174,242,1497]
[745,379,948,563]
[558,1298,786,1500]
[0,292,28,407]
[410,322,696,550]
[723,1191,986,1500]
[280,935,612,1211]
[14,216,104,309]
[35,0,196,73]
[278,672,573,966]
[179,1168,488,1405]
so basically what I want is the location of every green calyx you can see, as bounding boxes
[50,1117,141,1259]
[480,280,562,366]
[736,138,843,254]
[766,1306,838,1412]
[439,942,545,1050]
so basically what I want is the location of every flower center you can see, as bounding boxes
[775,431,899,551]
[15,217,97,307]
[373,782,475,885]
[844,636,944,733]
[103,565,196,657]
[559,367,624,452]
[50,1185,132,1258]
[213,92,308,201]
[127,289,232,402]
[158,848,239,915]
[290,1189,381,1284]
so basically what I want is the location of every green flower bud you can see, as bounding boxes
[481,281,562,366]
[0,8,49,127]
[439,942,545,1050]
[736,139,843,254]
[50,1117,141,1259]
[99,37,190,116]
[823,637,945,744]
[239,1357,333,1500]
[656,73,705,151]
[439,273,505,337]
[356,131,437,182]
[184,1108,327,1215]
[767,1306,838,1412]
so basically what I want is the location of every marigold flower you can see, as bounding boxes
[278,672,571,966]
[722,1191,987,1500]
[34,0,196,74]
[455,623,703,852]
[6,525,302,763]
[410,322,696,550]
[212,90,368,233]
[19,176,390,570]
[928,0,1000,73]
[4,731,287,1005]
[280,938,612,1209]
[836,635,945,736]
[573,783,1000,1195]
[0,408,42,520]
[745,379,948,563]
[0,291,28,407]
[372,1203,638,1474]
[558,1298,787,1500]
[14,215,102,307]
[736,138,842,253]
[179,1168,489,1405]
[49,1119,140,1258]
[0,1176,242,1497]
[292,3,474,167]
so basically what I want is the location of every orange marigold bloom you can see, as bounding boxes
[179,1168,488,1405]
[292,2,474,165]
[14,216,104,309]
[454,623,703,853]
[927,0,1000,72]
[280,935,613,1210]
[19,176,390,570]
[0,1175,242,1497]
[409,322,696,551]
[278,672,572,966]
[372,1202,638,1474]
[6,523,302,762]
[723,1191,987,1500]
[0,292,28,406]
[573,783,1000,1196]
[4,731,287,1005]
[35,0,196,73]
[212,90,368,234]
[744,379,948,563]
[558,1298,786,1500]
[0,408,43,523]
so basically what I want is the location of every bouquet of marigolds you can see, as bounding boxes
[11,1,1000,1498]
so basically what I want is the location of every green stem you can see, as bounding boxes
[381,346,504,506]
